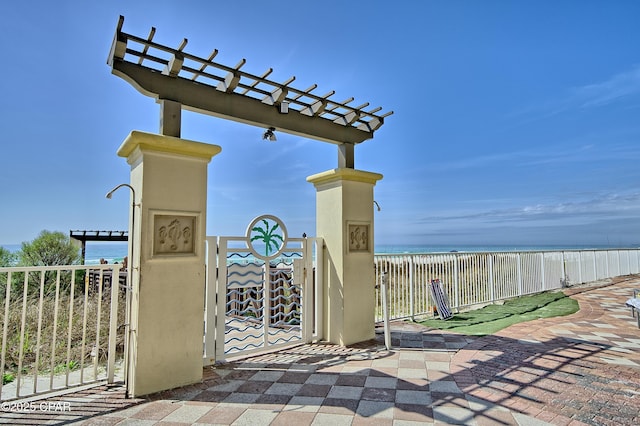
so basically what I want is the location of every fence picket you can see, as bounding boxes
[375,248,640,322]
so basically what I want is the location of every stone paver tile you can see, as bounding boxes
[132,401,180,420]
[248,370,284,382]
[253,393,291,409]
[278,372,312,383]
[162,404,213,423]
[327,385,363,400]
[364,376,397,389]
[340,367,370,375]
[361,387,395,402]
[305,373,339,385]
[396,389,432,405]
[222,392,260,404]
[400,350,432,359]
[318,397,359,415]
[351,417,393,426]
[113,419,157,426]
[433,406,476,425]
[234,380,273,394]
[335,375,367,387]
[371,359,400,368]
[81,417,130,425]
[101,402,147,418]
[474,409,521,426]
[191,389,230,403]
[285,396,324,412]
[429,380,462,393]
[298,383,332,397]
[394,403,435,423]
[208,380,244,392]
[397,368,425,379]
[396,377,429,390]
[600,356,639,366]
[426,369,450,381]
[398,359,425,368]
[355,400,394,418]
[195,405,245,425]
[426,361,450,372]
[369,367,398,377]
[266,382,303,395]
[311,412,353,426]
[231,408,279,426]
[270,411,316,426]
[511,412,554,426]
[290,363,318,373]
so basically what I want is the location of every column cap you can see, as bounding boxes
[117,130,222,161]
[307,168,383,186]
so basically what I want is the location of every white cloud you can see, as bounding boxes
[507,64,640,124]
[418,191,640,225]
[572,65,640,109]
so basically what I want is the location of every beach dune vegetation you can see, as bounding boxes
[17,230,80,268]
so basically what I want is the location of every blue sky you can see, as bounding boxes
[1,1,639,247]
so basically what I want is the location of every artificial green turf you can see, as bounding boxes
[418,291,579,336]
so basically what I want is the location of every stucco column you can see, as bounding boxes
[117,131,221,397]
[307,168,383,345]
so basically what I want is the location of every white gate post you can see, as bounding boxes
[203,236,218,366]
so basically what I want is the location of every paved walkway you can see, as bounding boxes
[2,276,639,425]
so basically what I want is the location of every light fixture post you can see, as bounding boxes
[105,183,137,388]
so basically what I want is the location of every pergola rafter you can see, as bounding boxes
[69,230,128,264]
[107,16,392,167]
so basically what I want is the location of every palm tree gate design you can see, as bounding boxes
[204,215,324,363]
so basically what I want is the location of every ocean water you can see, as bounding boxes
[2,241,636,265]
[1,242,128,265]
[371,244,628,254]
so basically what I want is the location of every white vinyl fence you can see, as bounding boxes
[0,264,125,401]
[374,248,640,322]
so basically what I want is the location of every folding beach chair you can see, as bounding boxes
[429,279,453,320]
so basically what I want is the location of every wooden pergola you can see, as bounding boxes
[107,16,392,168]
[69,230,128,264]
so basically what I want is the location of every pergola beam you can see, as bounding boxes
[112,61,374,144]
[108,16,393,155]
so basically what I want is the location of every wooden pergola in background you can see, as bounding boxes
[69,230,128,264]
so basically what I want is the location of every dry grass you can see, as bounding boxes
[1,290,126,382]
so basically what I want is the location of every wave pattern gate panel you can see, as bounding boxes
[204,215,322,364]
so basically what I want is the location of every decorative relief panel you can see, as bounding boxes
[348,222,370,253]
[153,215,196,255]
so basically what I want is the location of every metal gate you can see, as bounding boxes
[203,215,323,364]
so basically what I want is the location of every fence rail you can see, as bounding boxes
[0,264,124,401]
[374,248,640,322]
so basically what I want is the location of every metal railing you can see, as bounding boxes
[374,248,640,322]
[0,264,124,401]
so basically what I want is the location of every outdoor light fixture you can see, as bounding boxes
[374,200,381,211]
[105,183,137,269]
[105,182,137,386]
[262,127,277,141]
[106,183,135,200]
